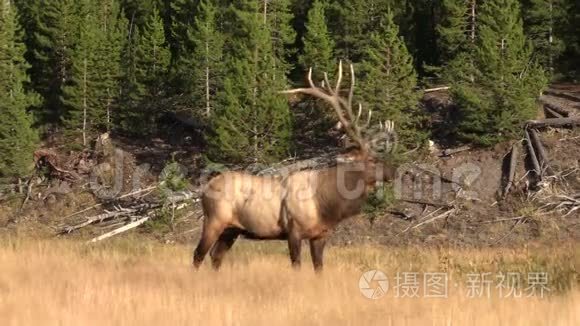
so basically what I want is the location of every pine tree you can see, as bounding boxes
[119,6,170,135]
[30,0,80,124]
[209,0,292,163]
[189,0,224,118]
[61,1,99,146]
[298,0,335,78]
[0,0,40,178]
[437,0,478,63]
[62,0,126,146]
[522,0,570,75]
[95,0,128,132]
[164,0,199,89]
[326,0,370,62]
[325,0,408,63]
[453,0,548,146]
[359,9,427,151]
[261,0,296,74]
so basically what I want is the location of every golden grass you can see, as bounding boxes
[0,237,578,326]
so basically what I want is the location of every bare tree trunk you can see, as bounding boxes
[153,44,157,77]
[469,0,476,83]
[205,40,211,117]
[470,0,476,43]
[263,0,268,24]
[106,88,111,131]
[83,58,88,147]
[548,1,554,73]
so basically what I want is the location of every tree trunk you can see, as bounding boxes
[83,58,88,147]
[205,40,211,117]
[470,0,476,43]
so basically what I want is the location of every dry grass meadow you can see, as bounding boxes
[0,236,578,326]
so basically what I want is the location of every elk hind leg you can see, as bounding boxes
[193,219,225,269]
[210,228,240,270]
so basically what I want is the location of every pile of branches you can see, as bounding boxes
[539,193,580,217]
[501,114,580,199]
[58,187,199,243]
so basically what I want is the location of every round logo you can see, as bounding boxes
[359,270,389,299]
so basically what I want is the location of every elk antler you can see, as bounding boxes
[280,60,372,152]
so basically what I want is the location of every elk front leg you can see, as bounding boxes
[309,237,327,273]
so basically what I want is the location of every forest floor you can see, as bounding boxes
[0,85,578,250]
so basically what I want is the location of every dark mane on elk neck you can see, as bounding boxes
[313,164,370,224]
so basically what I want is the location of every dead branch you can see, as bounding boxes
[539,193,580,217]
[58,191,197,235]
[409,163,468,189]
[387,210,415,221]
[424,86,450,93]
[59,206,142,234]
[400,198,454,209]
[478,216,524,224]
[410,209,456,231]
[439,145,471,157]
[63,185,159,220]
[86,214,154,244]
[18,173,37,213]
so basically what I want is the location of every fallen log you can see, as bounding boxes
[528,128,553,176]
[524,129,542,179]
[502,143,518,198]
[542,102,571,117]
[544,90,580,103]
[525,117,580,129]
[544,105,564,119]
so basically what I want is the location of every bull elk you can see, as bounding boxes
[192,61,398,272]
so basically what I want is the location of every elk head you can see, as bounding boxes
[281,60,398,189]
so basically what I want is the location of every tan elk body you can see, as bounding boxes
[193,61,397,271]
